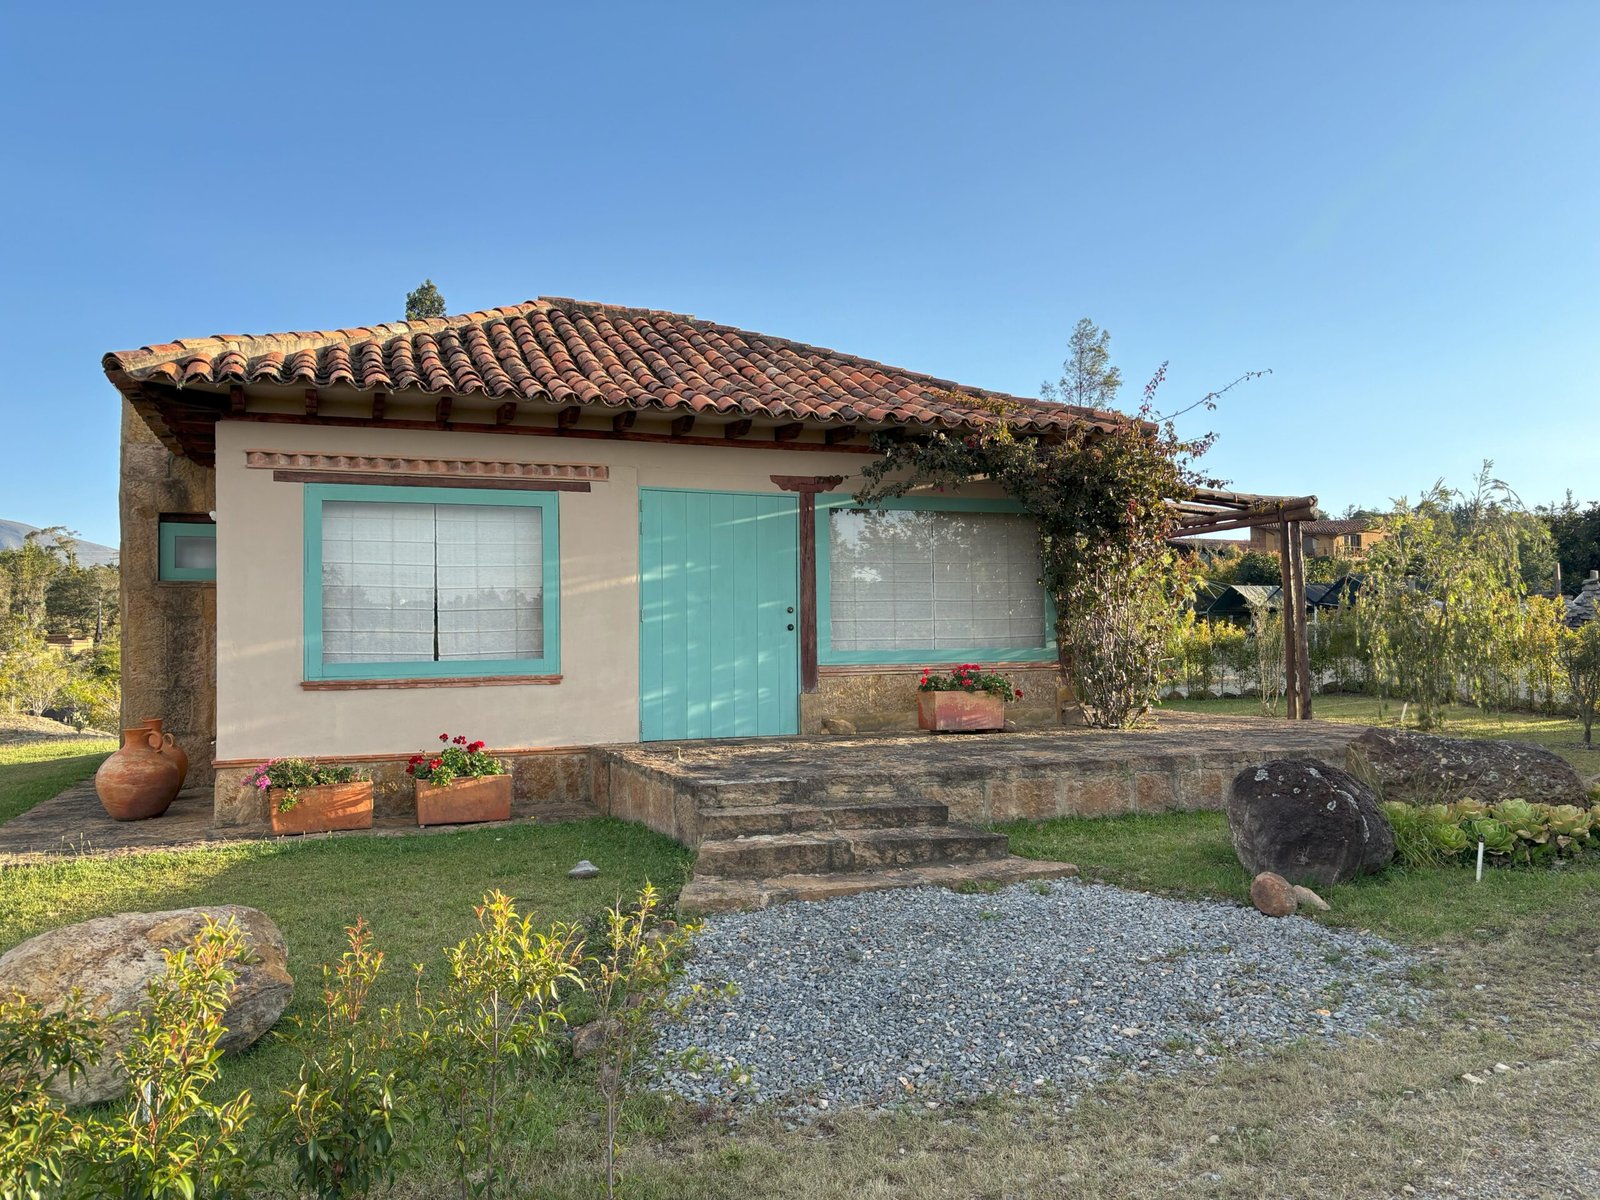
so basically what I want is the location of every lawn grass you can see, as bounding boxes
[0,736,114,824]
[999,809,1600,943]
[1161,692,1600,772]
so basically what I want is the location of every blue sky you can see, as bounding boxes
[2,1,1595,547]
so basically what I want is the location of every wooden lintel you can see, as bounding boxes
[724,418,752,440]
[271,470,591,493]
[774,422,804,442]
[670,414,696,437]
[303,388,319,417]
[824,426,858,445]
[612,411,637,433]
[229,385,246,415]
[495,402,516,425]
[371,391,387,421]
[435,396,453,424]
[558,405,582,429]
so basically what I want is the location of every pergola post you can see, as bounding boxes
[1277,518,1313,720]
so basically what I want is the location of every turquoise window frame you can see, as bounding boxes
[158,520,216,582]
[302,484,560,682]
[815,495,1057,666]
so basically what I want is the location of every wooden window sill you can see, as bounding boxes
[300,675,562,691]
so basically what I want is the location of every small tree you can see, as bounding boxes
[404,280,447,322]
[1560,620,1600,746]
[1040,317,1122,410]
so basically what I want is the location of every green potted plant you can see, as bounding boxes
[247,758,372,834]
[408,734,512,826]
[916,664,1023,732]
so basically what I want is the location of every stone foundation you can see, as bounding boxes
[213,749,593,829]
[120,401,217,788]
[801,666,1064,734]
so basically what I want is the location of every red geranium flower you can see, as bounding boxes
[439,733,449,742]
[1014,688,1024,699]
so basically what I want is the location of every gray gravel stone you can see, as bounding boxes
[655,878,1420,1115]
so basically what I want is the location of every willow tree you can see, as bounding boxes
[1357,471,1530,730]
[857,369,1219,728]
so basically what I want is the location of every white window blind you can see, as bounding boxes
[828,509,1045,652]
[320,501,543,666]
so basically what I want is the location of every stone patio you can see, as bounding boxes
[0,780,593,865]
[595,710,1364,912]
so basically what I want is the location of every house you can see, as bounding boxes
[1201,577,1362,622]
[1248,516,1385,558]
[105,297,1118,827]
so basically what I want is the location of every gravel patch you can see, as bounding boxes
[656,878,1421,1116]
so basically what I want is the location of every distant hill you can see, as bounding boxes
[0,519,118,567]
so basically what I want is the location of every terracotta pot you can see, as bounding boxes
[917,690,1006,733]
[415,774,513,826]
[95,728,181,821]
[268,782,374,835]
[140,718,189,789]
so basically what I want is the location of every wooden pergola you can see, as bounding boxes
[1172,487,1318,719]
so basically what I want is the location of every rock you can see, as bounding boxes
[1227,759,1394,887]
[1346,727,1586,808]
[0,905,292,1105]
[1290,885,1331,912]
[568,859,600,879]
[571,1017,618,1059]
[820,717,857,736]
[1249,872,1298,917]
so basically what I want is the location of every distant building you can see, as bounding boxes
[1249,517,1384,559]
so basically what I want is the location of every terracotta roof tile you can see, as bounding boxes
[103,297,1118,451]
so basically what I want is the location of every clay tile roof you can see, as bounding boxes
[104,297,1121,461]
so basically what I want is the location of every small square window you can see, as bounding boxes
[159,519,216,581]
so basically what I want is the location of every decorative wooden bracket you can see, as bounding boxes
[724,418,753,440]
[670,414,696,437]
[612,411,637,433]
[773,422,804,442]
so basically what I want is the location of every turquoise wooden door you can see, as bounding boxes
[639,489,800,740]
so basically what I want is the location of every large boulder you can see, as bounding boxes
[1227,759,1394,887]
[1346,727,1586,807]
[0,905,292,1106]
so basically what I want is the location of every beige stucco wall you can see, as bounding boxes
[212,420,889,763]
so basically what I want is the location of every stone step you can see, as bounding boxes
[679,855,1080,914]
[693,824,1009,880]
[698,799,949,840]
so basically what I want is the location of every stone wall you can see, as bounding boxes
[800,665,1066,733]
[212,749,593,829]
[120,402,217,787]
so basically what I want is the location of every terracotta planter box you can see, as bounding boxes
[269,781,374,835]
[918,690,1006,732]
[416,774,513,826]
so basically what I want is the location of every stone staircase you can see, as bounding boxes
[679,793,1076,913]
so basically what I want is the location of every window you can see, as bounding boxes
[303,485,559,680]
[158,518,216,581]
[818,499,1053,664]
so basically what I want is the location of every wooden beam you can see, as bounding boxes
[212,410,885,455]
[371,391,387,421]
[774,422,804,442]
[612,411,637,433]
[558,405,582,429]
[768,475,845,692]
[304,388,319,417]
[724,418,752,440]
[1278,523,1301,720]
[229,385,246,415]
[670,414,696,437]
[495,401,516,425]
[435,396,453,424]
[824,426,858,445]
